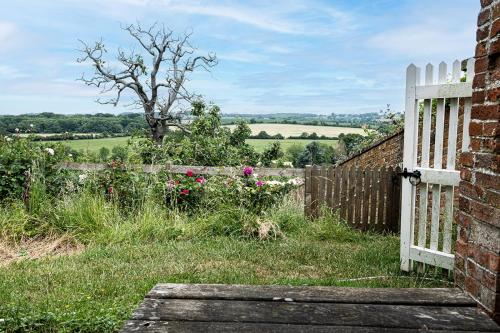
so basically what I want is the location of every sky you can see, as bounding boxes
[0,0,479,115]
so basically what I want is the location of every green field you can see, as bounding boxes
[62,137,337,153]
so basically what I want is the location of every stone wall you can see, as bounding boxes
[455,0,500,323]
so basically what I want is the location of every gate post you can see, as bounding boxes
[400,64,419,271]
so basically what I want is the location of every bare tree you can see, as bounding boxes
[77,22,217,144]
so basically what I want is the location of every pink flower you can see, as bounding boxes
[108,186,114,194]
[186,170,194,177]
[255,180,264,187]
[243,166,253,176]
[166,180,176,190]
[180,189,190,195]
[195,177,206,184]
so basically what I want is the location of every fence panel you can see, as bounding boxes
[304,165,401,232]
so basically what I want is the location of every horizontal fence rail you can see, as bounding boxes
[305,165,401,232]
[58,162,305,178]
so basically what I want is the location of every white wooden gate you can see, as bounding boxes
[400,59,474,271]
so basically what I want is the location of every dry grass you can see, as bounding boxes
[0,235,84,267]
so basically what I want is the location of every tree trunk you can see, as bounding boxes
[151,122,165,145]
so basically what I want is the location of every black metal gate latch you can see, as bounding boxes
[397,168,421,186]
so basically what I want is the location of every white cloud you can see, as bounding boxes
[0,21,20,52]
[0,65,29,79]
[369,26,474,59]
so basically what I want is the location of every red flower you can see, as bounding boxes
[195,177,206,184]
[186,170,194,177]
[175,181,180,185]
[180,189,190,195]
[108,186,113,194]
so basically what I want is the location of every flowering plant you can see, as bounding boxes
[165,169,206,210]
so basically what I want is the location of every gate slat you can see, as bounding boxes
[462,58,475,152]
[333,168,340,212]
[418,64,434,248]
[305,166,312,217]
[429,62,447,251]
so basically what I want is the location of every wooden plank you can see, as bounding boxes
[384,166,394,231]
[121,320,495,333]
[377,167,385,231]
[310,166,320,218]
[409,246,455,271]
[318,166,327,208]
[333,167,341,212]
[415,168,461,186]
[415,82,473,99]
[131,298,498,331]
[362,168,371,229]
[369,168,378,229]
[147,284,476,306]
[354,168,363,228]
[326,166,334,209]
[304,166,312,217]
[347,167,356,226]
[340,167,348,222]
[391,166,402,232]
[58,162,305,177]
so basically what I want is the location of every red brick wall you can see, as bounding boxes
[455,0,500,323]
[337,130,404,169]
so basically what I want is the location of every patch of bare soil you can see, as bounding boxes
[0,235,84,267]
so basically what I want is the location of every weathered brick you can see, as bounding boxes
[485,189,500,207]
[489,37,500,56]
[466,276,480,298]
[487,87,500,103]
[470,200,496,225]
[469,122,483,136]
[473,72,486,89]
[479,9,492,26]
[482,0,493,7]
[473,90,486,104]
[476,56,489,73]
[460,152,474,167]
[489,252,500,272]
[472,104,500,120]
[461,168,472,181]
[475,152,498,171]
[476,172,500,191]
[491,18,500,37]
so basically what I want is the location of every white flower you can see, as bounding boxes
[252,173,259,179]
[287,177,304,186]
[30,124,34,128]
[78,174,87,184]
[5,136,12,142]
[283,161,293,167]
[44,147,55,156]
[68,153,73,157]
[15,128,19,132]
[266,180,284,187]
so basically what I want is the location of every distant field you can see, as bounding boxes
[63,137,133,152]
[246,139,337,152]
[62,137,337,153]
[224,124,365,137]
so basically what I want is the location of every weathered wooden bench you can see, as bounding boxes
[121,283,500,332]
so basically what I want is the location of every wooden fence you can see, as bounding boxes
[304,165,402,232]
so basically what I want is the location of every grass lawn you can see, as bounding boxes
[0,215,451,332]
[61,137,337,154]
[224,124,365,137]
